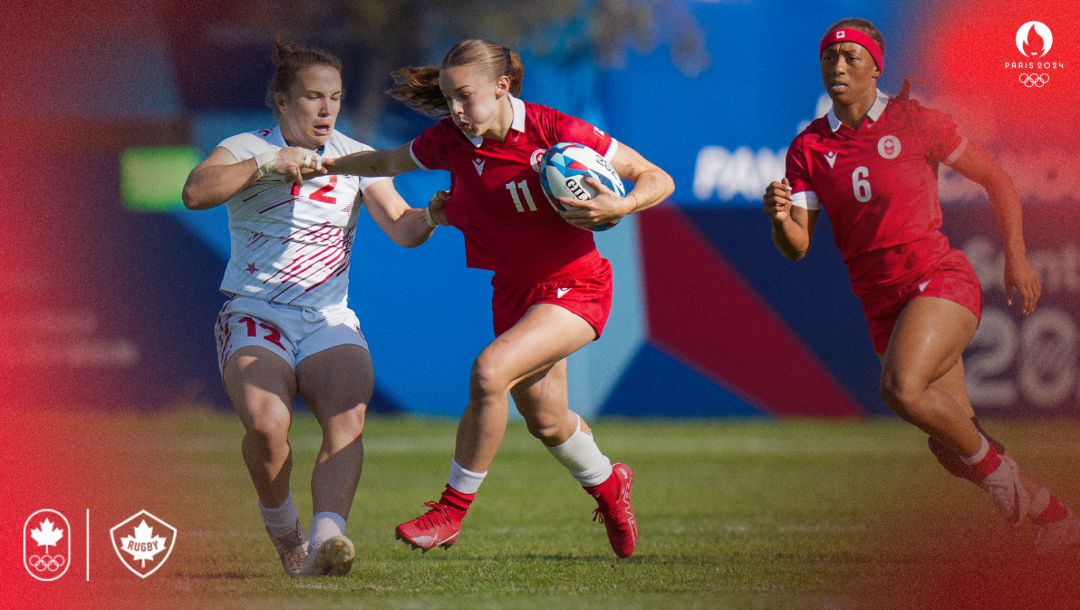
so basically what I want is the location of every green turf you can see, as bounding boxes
[106,411,1080,609]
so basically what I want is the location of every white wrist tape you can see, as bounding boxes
[301,153,324,171]
[254,151,277,178]
[425,205,437,228]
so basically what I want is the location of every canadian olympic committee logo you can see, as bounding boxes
[24,509,71,581]
[877,135,901,159]
[530,148,547,172]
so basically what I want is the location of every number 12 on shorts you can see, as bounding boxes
[237,316,286,350]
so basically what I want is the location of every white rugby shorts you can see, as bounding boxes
[214,296,369,373]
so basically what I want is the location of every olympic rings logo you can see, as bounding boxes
[27,554,66,572]
[1019,73,1050,87]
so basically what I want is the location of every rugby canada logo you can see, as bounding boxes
[1016,21,1053,57]
[24,509,71,582]
[110,510,176,578]
[878,135,901,160]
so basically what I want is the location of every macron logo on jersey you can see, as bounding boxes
[473,159,485,176]
[823,151,838,168]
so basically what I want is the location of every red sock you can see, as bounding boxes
[583,470,617,498]
[440,484,475,512]
[969,442,1003,481]
[1034,493,1070,525]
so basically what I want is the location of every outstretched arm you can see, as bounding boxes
[948,141,1041,314]
[182,145,326,210]
[324,143,420,178]
[763,178,818,261]
[360,179,438,248]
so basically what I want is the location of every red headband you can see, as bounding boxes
[819,28,884,73]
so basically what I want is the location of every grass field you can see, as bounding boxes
[29,410,1080,609]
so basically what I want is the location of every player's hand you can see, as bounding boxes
[427,190,450,226]
[764,178,793,223]
[274,147,327,185]
[1004,255,1041,315]
[558,176,628,230]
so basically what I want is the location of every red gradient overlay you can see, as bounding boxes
[638,206,863,418]
[916,0,1080,150]
[906,542,1080,610]
[0,410,189,609]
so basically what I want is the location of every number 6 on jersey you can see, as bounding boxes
[852,166,872,202]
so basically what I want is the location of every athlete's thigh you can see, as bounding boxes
[481,303,596,387]
[882,296,979,386]
[296,344,374,422]
[875,347,976,418]
[930,355,976,418]
[222,345,298,431]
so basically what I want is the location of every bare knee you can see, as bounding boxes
[323,403,366,444]
[522,410,565,443]
[470,352,512,400]
[245,406,292,447]
[879,369,927,422]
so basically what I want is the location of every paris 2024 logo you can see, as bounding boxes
[1007,21,1062,88]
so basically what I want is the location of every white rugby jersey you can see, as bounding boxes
[217,126,387,308]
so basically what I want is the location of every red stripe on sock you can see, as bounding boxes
[1034,495,1070,525]
[971,444,1003,481]
[584,470,617,497]
[441,484,475,512]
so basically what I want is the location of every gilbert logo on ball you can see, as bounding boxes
[1016,21,1052,57]
[24,509,71,582]
[539,142,626,232]
[111,510,177,578]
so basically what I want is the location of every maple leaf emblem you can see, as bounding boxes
[30,518,64,551]
[119,520,167,567]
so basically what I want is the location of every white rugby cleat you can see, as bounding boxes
[1034,510,1080,554]
[266,519,309,577]
[300,534,355,577]
[979,455,1030,529]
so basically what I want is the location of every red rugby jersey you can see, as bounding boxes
[786,90,967,300]
[410,96,616,280]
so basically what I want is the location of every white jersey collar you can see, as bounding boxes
[271,124,329,154]
[267,125,287,147]
[827,88,890,132]
[464,94,527,147]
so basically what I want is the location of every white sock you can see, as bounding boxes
[1031,487,1051,518]
[309,511,347,550]
[546,418,613,487]
[448,459,487,494]
[260,491,300,538]
[960,435,991,465]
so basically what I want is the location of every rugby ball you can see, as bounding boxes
[539,142,626,231]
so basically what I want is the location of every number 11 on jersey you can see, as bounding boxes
[506,180,538,212]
